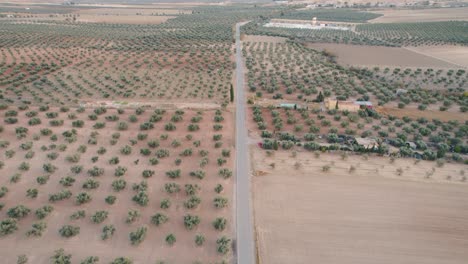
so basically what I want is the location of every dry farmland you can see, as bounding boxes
[1,3,467,264]
[369,7,468,23]
[306,43,460,68]
[0,105,234,263]
[252,149,468,264]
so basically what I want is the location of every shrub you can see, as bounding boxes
[216,236,231,255]
[120,145,132,155]
[28,117,41,126]
[114,166,127,177]
[7,205,31,219]
[213,217,227,231]
[70,210,86,220]
[35,205,53,219]
[0,186,8,198]
[10,173,21,183]
[59,225,80,238]
[164,123,176,131]
[59,176,75,187]
[214,184,224,194]
[43,163,57,173]
[151,213,169,226]
[112,179,127,192]
[101,225,116,240]
[80,256,99,264]
[91,211,108,224]
[165,234,176,246]
[166,169,181,179]
[140,148,151,156]
[126,210,140,224]
[213,197,228,208]
[132,191,149,206]
[147,140,160,148]
[51,249,72,264]
[105,196,116,205]
[49,190,72,202]
[17,254,28,264]
[75,192,92,205]
[129,226,147,245]
[164,183,180,194]
[185,184,200,196]
[154,149,170,159]
[109,156,120,165]
[190,170,205,180]
[0,218,18,236]
[195,234,205,246]
[142,170,155,178]
[184,214,200,230]
[87,166,104,177]
[70,165,83,174]
[160,199,171,209]
[26,188,38,198]
[110,257,132,264]
[218,168,232,179]
[26,221,47,237]
[184,196,201,209]
[72,120,84,128]
[82,179,100,189]
[140,122,154,131]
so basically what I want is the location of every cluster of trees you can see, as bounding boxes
[255,106,467,163]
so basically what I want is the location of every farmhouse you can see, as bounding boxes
[324,99,373,111]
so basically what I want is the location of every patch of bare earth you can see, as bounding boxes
[406,45,468,68]
[252,148,468,264]
[77,15,175,24]
[242,35,287,43]
[307,43,460,68]
[369,7,468,23]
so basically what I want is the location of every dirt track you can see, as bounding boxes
[253,149,468,264]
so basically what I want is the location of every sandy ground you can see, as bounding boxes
[406,46,468,68]
[0,106,234,264]
[370,7,468,23]
[252,148,468,264]
[76,14,175,24]
[307,43,460,68]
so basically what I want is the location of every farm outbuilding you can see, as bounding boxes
[325,99,373,111]
[277,103,308,110]
[354,137,378,149]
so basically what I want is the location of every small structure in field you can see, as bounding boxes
[406,141,417,149]
[277,103,307,110]
[325,99,373,111]
[354,137,378,149]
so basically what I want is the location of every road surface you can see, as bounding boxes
[235,22,256,264]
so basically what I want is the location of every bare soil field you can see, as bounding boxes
[77,14,175,24]
[307,43,460,68]
[0,106,234,263]
[370,7,468,23]
[376,106,468,122]
[242,35,287,43]
[75,8,191,16]
[252,148,468,264]
[407,45,468,68]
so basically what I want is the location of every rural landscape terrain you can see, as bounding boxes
[0,1,467,264]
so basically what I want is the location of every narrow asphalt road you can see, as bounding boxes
[235,22,256,264]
